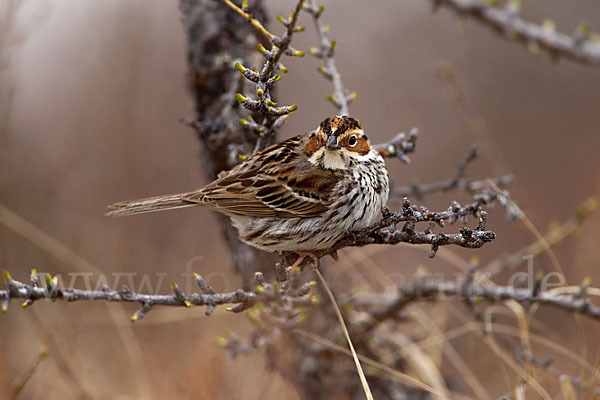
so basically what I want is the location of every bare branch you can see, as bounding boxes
[0,271,314,321]
[327,197,496,259]
[304,1,353,115]
[431,0,600,68]
[229,0,306,151]
[393,145,522,221]
[353,271,600,335]
[373,127,419,163]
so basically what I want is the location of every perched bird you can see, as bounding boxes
[107,116,389,265]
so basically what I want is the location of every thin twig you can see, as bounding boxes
[304,0,352,115]
[393,145,521,220]
[373,128,419,164]
[218,0,274,40]
[483,196,597,278]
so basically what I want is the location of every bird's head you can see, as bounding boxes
[304,116,376,170]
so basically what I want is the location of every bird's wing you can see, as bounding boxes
[183,136,341,218]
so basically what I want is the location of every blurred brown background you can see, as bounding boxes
[1,0,599,398]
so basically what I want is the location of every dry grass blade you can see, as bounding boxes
[559,374,578,400]
[390,333,451,399]
[293,329,455,398]
[346,246,489,400]
[11,348,47,400]
[440,302,549,400]
[0,202,150,398]
[314,268,374,400]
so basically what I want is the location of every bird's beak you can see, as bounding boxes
[326,135,341,150]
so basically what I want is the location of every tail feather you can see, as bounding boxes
[106,192,199,216]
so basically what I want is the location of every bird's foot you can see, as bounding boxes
[290,251,320,270]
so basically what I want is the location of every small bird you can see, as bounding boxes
[107,116,389,265]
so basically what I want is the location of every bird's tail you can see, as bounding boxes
[106,191,200,216]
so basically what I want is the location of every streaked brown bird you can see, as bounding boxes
[107,116,389,265]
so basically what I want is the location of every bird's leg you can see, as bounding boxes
[289,251,320,270]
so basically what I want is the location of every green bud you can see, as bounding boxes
[277,15,286,24]
[234,62,245,73]
[183,300,192,308]
[266,99,277,107]
[255,285,264,294]
[542,19,556,31]
[294,50,305,57]
[214,336,227,347]
[256,43,267,54]
[239,118,248,126]
[288,104,298,112]
[273,74,282,81]
[309,47,319,55]
[235,93,246,103]
[326,95,336,103]
[256,88,264,96]
[330,40,336,50]
[279,65,289,73]
[130,315,139,323]
[348,91,358,100]
[3,271,10,281]
[578,21,591,36]
[295,26,305,32]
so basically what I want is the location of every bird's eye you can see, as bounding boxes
[348,135,358,147]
